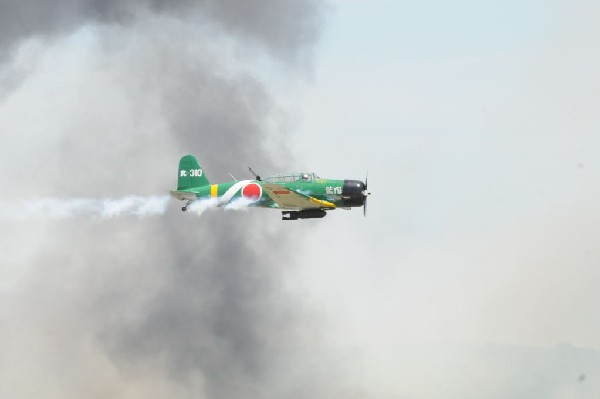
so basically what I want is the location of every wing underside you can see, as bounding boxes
[261,183,336,210]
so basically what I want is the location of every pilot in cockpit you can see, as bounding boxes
[301,173,310,181]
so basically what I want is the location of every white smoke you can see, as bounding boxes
[0,195,264,221]
[185,196,258,216]
[100,195,170,219]
[187,197,219,217]
[0,195,170,220]
[223,197,259,211]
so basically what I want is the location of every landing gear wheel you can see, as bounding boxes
[182,206,187,212]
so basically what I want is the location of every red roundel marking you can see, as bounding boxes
[242,183,262,201]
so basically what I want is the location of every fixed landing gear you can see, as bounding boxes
[181,200,192,212]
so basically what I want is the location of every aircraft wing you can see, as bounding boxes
[261,183,336,210]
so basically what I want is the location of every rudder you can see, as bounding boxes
[177,155,210,190]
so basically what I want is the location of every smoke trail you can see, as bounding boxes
[223,197,260,211]
[0,195,262,220]
[100,195,170,219]
[183,197,261,217]
[0,195,170,220]
[187,197,219,217]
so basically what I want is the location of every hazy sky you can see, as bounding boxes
[1,0,600,398]
[288,0,600,396]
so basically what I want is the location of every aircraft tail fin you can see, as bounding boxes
[177,155,210,190]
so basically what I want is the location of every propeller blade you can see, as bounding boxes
[363,195,367,217]
[363,170,369,217]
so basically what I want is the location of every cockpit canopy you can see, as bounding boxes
[263,172,319,183]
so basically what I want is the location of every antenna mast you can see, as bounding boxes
[248,167,261,181]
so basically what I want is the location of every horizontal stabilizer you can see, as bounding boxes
[170,191,198,201]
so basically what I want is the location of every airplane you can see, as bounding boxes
[170,155,370,220]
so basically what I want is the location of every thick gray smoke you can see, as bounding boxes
[0,1,333,398]
[0,0,322,62]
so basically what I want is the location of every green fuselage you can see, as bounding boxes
[181,177,358,209]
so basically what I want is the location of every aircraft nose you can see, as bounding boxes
[342,179,367,207]
[342,179,363,195]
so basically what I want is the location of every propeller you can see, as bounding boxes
[363,170,370,217]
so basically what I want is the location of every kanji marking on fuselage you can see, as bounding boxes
[170,154,370,220]
[325,186,343,195]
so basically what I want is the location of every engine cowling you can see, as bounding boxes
[342,179,366,207]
